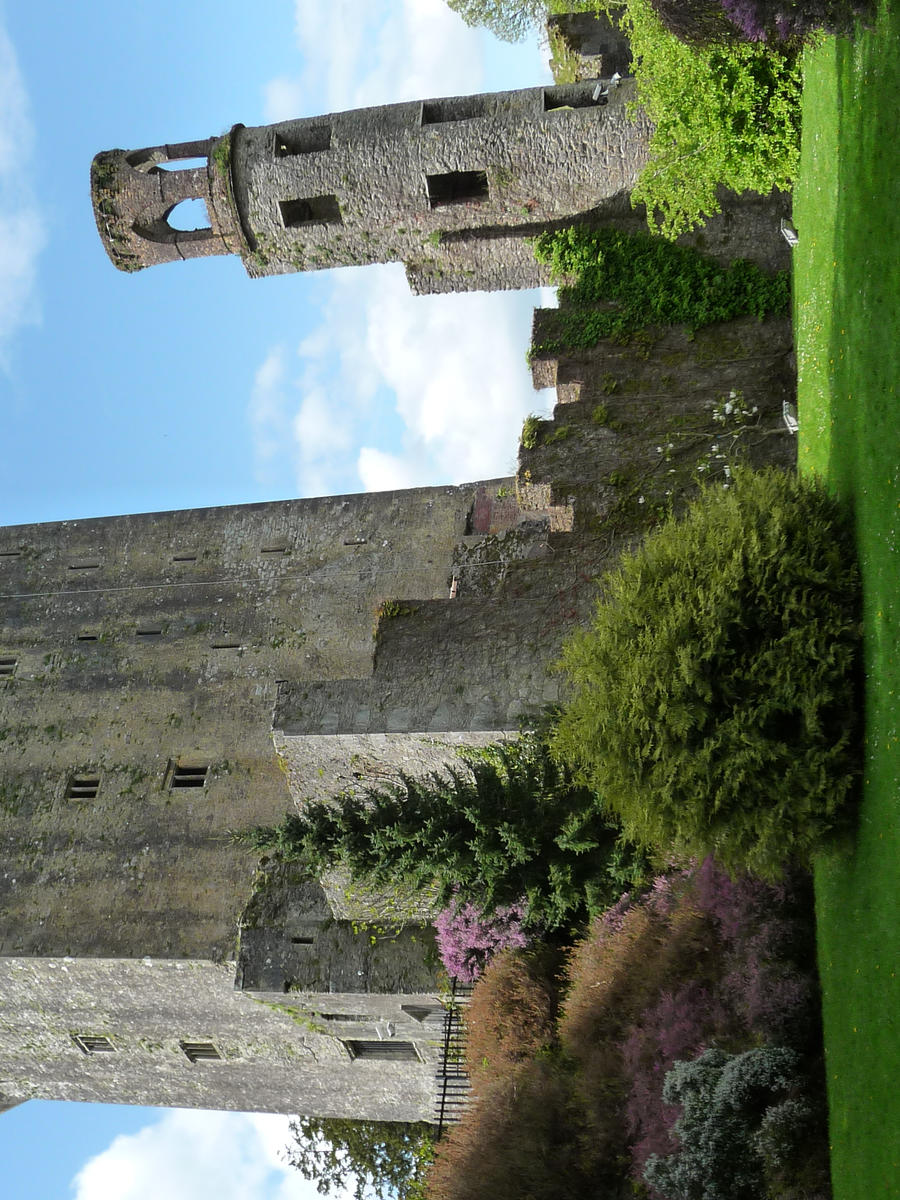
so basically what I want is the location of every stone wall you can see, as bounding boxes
[0,484,509,962]
[0,956,444,1119]
[0,311,797,1119]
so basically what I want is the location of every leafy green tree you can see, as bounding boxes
[444,0,547,42]
[243,735,645,930]
[553,468,861,880]
[620,0,802,237]
[285,1117,434,1200]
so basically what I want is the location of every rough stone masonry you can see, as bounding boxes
[91,78,653,294]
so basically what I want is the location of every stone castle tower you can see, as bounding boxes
[0,303,797,1119]
[91,74,649,295]
[4,26,796,1120]
[0,475,579,1119]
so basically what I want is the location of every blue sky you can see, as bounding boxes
[1,0,553,529]
[0,1,551,1196]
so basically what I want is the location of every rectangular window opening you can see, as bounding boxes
[66,775,100,801]
[421,97,485,125]
[180,1040,221,1063]
[274,123,331,156]
[210,641,241,650]
[291,936,314,945]
[137,628,163,638]
[69,561,100,571]
[425,170,488,210]
[345,1040,420,1061]
[0,656,17,677]
[542,85,598,112]
[170,764,209,789]
[72,1034,115,1054]
[172,554,198,563]
[76,633,99,642]
[279,195,342,229]
[0,550,23,558]
[260,545,288,556]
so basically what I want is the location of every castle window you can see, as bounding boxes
[260,545,288,555]
[542,85,598,112]
[210,641,241,650]
[0,549,22,557]
[274,124,331,156]
[425,170,489,209]
[421,97,485,125]
[172,553,197,562]
[72,1034,115,1054]
[170,764,209,789]
[76,633,99,642]
[291,936,314,945]
[181,1040,222,1063]
[345,1040,420,1061]
[0,656,16,678]
[69,560,100,571]
[66,775,100,800]
[279,195,343,228]
[136,628,163,638]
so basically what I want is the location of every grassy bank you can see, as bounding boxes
[793,3,900,1195]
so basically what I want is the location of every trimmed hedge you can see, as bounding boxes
[553,469,861,879]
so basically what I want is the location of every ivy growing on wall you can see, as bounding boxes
[530,225,789,357]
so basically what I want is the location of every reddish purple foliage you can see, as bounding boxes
[624,981,734,1179]
[718,0,870,41]
[721,0,769,39]
[434,898,529,983]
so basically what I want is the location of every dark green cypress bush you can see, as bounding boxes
[553,469,861,879]
[241,734,647,931]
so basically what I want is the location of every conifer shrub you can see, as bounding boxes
[465,948,559,1081]
[553,469,861,880]
[643,1045,814,1200]
[242,733,646,931]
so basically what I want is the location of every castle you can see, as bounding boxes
[1,32,797,1122]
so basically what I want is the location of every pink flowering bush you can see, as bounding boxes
[434,898,528,983]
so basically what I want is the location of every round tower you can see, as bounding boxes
[91,136,248,272]
[92,80,652,292]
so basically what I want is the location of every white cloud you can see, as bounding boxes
[0,24,45,365]
[71,1109,349,1200]
[249,0,557,498]
[250,263,555,499]
[269,0,484,118]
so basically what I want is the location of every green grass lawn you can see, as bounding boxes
[792,3,899,1196]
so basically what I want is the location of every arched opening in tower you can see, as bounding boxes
[166,198,212,232]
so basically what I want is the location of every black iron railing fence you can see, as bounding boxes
[434,979,472,1135]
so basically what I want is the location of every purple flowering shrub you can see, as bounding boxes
[432,859,826,1200]
[721,0,872,41]
[648,0,871,43]
[560,859,822,1193]
[434,897,528,983]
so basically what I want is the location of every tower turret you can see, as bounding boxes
[91,136,247,272]
[91,79,652,292]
